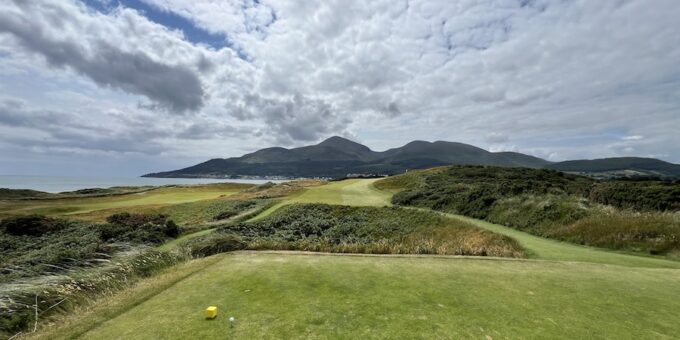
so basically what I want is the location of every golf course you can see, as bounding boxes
[20,178,680,339]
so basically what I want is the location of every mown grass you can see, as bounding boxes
[250,179,391,221]
[43,253,680,340]
[0,183,251,220]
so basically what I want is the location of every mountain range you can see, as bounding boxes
[143,136,680,179]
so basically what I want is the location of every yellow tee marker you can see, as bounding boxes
[205,306,218,319]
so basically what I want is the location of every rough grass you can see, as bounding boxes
[35,253,680,340]
[379,166,680,256]
[23,255,222,340]
[444,212,680,268]
[227,204,524,258]
[549,211,680,256]
[14,178,680,339]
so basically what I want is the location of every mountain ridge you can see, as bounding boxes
[143,136,680,179]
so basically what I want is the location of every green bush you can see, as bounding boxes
[181,233,246,258]
[589,181,680,211]
[218,204,524,257]
[487,194,591,235]
[0,215,69,236]
[100,213,179,244]
[382,165,680,255]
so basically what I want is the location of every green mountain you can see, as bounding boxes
[547,157,680,178]
[143,137,679,179]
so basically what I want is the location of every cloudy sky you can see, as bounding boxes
[1,0,679,176]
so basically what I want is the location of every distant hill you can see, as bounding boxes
[143,136,679,179]
[547,157,680,178]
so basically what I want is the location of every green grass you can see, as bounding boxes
[221,204,524,257]
[50,252,680,340]
[0,184,251,220]
[17,178,680,339]
[158,228,216,252]
[250,179,391,221]
[441,212,680,269]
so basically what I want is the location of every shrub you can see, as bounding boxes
[106,212,167,227]
[381,165,680,255]
[181,233,246,257]
[0,215,68,236]
[589,181,680,211]
[487,194,591,235]
[218,204,525,257]
[213,210,238,220]
[100,213,179,244]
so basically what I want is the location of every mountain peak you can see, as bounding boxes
[318,136,360,146]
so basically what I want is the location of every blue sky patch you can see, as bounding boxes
[82,0,232,51]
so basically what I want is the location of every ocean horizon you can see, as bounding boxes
[0,175,285,193]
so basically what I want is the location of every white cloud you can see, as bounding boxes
[622,135,644,141]
[1,0,680,176]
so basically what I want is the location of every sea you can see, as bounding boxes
[0,175,286,193]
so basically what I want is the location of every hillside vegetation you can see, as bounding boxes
[215,204,524,257]
[8,178,680,339]
[377,166,680,256]
[0,193,268,338]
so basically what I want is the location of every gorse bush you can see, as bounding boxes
[487,194,592,235]
[212,200,258,221]
[0,215,70,236]
[218,204,524,257]
[0,213,180,283]
[181,233,246,258]
[379,165,680,256]
[389,166,593,219]
[100,213,180,244]
[588,181,680,211]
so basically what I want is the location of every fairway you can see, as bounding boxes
[61,252,680,340]
[251,179,391,221]
[0,184,249,218]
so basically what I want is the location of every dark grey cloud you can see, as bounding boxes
[0,0,204,112]
[0,98,166,154]
[229,93,352,144]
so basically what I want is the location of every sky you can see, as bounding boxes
[0,0,679,177]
